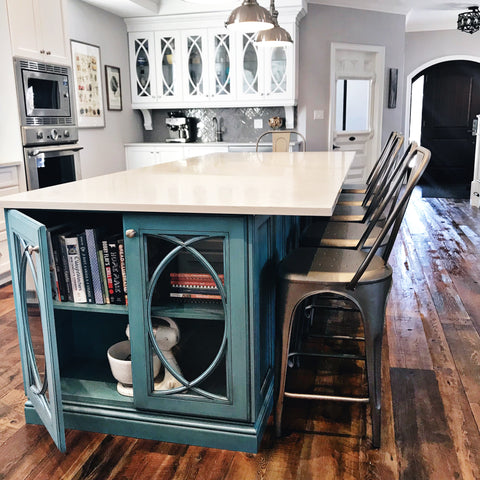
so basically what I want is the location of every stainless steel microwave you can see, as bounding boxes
[14,57,74,126]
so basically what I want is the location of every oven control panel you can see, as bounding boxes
[22,126,79,146]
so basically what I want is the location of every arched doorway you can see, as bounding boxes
[408,58,480,198]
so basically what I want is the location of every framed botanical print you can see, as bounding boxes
[71,40,105,128]
[105,65,122,111]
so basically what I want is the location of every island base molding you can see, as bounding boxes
[24,386,273,453]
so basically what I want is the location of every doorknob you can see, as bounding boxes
[125,229,137,238]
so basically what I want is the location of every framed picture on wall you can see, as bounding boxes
[388,68,398,109]
[105,65,122,111]
[71,40,105,128]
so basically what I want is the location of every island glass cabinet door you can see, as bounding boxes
[5,209,66,452]
[124,214,250,420]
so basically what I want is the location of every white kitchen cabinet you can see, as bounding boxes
[0,164,21,284]
[125,10,301,110]
[125,145,184,170]
[129,31,183,105]
[6,0,69,65]
[126,144,230,170]
[182,28,236,103]
[237,30,294,104]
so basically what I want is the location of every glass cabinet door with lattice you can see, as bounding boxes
[208,28,236,101]
[236,32,264,101]
[124,214,251,420]
[264,41,294,101]
[154,31,182,103]
[129,31,182,104]
[182,30,209,101]
[129,32,157,103]
[6,210,66,452]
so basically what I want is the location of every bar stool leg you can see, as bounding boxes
[275,284,305,437]
[353,279,392,447]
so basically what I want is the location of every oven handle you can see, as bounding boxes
[27,145,84,157]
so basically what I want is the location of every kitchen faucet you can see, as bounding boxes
[212,116,223,142]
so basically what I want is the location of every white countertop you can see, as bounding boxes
[124,142,294,147]
[125,142,232,147]
[0,152,354,216]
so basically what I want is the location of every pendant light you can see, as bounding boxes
[225,0,275,33]
[255,1,292,46]
[457,6,480,34]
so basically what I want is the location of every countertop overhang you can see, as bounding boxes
[0,152,354,216]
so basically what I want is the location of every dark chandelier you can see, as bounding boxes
[458,6,480,34]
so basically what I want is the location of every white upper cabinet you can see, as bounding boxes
[6,0,69,65]
[237,27,294,103]
[129,31,182,104]
[210,29,236,101]
[125,9,301,109]
[182,28,236,103]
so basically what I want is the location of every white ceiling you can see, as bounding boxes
[80,0,476,32]
[308,0,476,32]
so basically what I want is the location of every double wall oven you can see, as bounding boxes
[14,58,82,190]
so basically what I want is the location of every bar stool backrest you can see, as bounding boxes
[361,133,405,211]
[256,130,306,152]
[347,144,431,290]
[366,131,401,185]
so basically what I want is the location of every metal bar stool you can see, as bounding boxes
[275,146,431,447]
[301,142,418,250]
[256,130,306,152]
[329,142,415,223]
[337,133,404,206]
[341,131,400,194]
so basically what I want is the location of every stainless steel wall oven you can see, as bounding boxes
[14,57,83,190]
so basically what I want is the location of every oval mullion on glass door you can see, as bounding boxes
[185,34,206,98]
[134,36,152,98]
[145,233,229,403]
[212,32,232,98]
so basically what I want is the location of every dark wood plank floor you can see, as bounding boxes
[1,189,480,479]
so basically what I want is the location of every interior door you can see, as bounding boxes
[419,61,480,198]
[329,44,385,184]
[6,209,66,452]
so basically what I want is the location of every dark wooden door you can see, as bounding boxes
[419,60,480,198]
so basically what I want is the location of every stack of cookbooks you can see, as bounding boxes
[46,225,128,305]
[169,272,224,302]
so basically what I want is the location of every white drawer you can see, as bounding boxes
[0,185,20,197]
[0,165,19,189]
[0,186,20,232]
[0,232,10,279]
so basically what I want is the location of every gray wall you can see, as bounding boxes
[406,29,480,76]
[297,5,406,150]
[65,0,143,178]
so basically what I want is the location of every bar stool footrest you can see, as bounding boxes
[284,391,369,403]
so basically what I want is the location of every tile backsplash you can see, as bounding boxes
[142,107,295,143]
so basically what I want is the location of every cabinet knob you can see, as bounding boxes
[27,245,40,255]
[40,49,45,54]
[46,51,51,55]
[125,229,137,238]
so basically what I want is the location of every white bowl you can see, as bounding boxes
[107,340,161,386]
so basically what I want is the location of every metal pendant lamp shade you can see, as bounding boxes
[458,6,480,34]
[225,0,275,33]
[256,10,292,45]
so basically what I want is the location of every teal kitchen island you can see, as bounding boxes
[2,151,354,453]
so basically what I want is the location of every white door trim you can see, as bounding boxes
[329,42,385,181]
